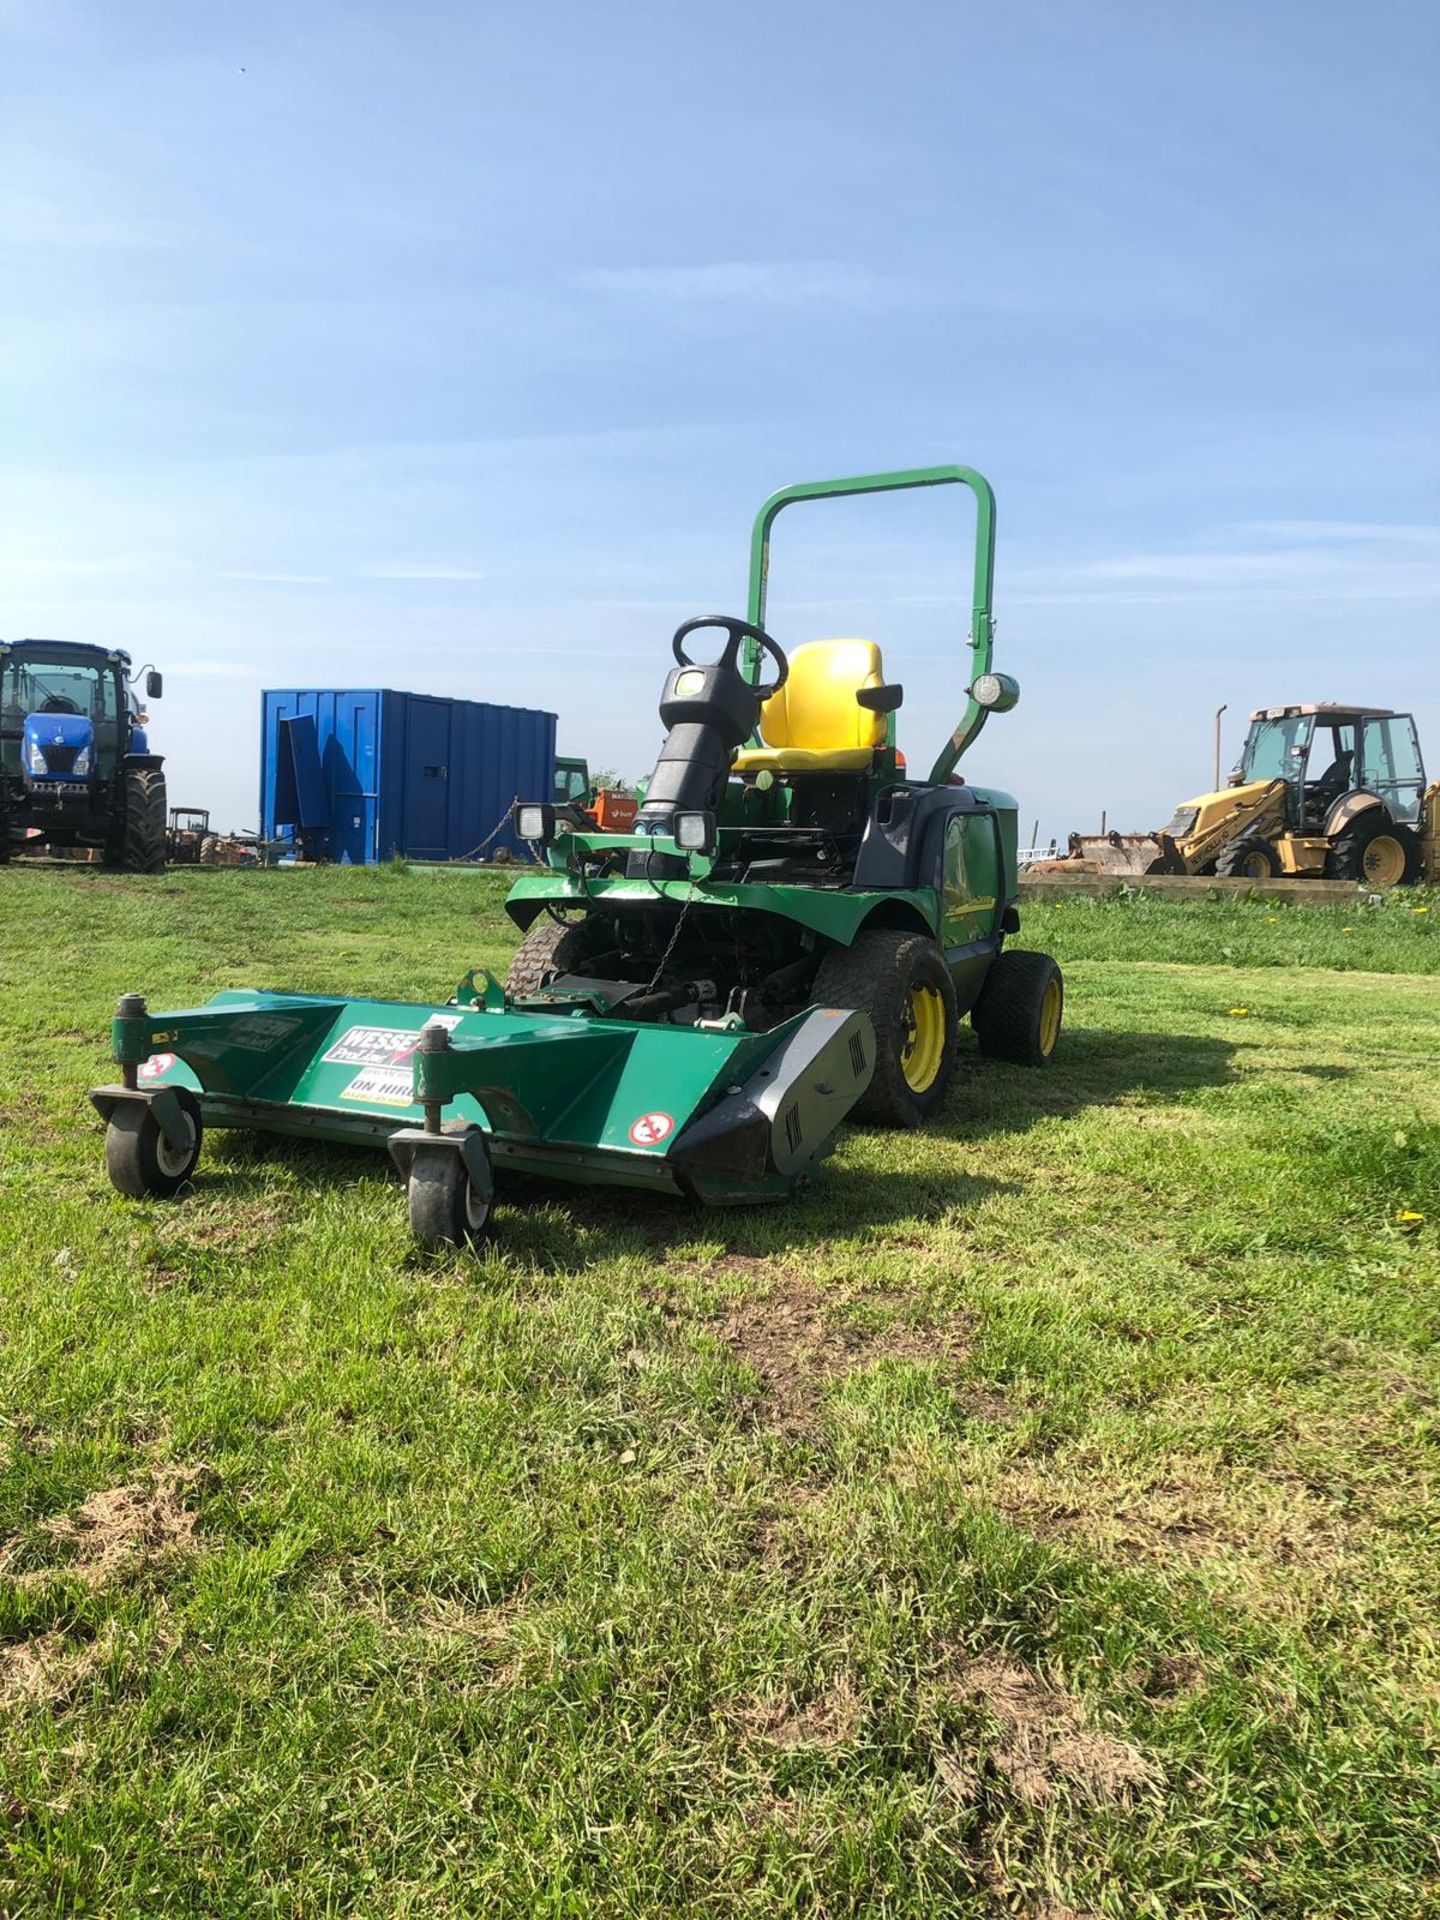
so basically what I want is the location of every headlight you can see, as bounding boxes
[515,802,553,843]
[673,810,716,854]
[72,746,91,776]
[26,739,45,774]
[971,672,1020,712]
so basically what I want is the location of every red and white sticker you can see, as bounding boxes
[138,1052,176,1080]
[628,1111,674,1147]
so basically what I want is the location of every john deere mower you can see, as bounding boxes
[91,465,1063,1248]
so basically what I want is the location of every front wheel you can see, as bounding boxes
[1215,836,1280,880]
[407,1141,493,1250]
[971,950,1064,1067]
[104,767,168,872]
[104,1089,203,1198]
[812,929,958,1128]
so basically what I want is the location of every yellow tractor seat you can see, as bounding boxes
[732,639,895,774]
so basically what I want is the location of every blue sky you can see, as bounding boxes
[4,0,1437,840]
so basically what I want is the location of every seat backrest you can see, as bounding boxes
[759,640,886,752]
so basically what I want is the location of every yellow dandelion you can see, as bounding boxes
[1396,1210,1425,1230]
[1228,1007,1249,1017]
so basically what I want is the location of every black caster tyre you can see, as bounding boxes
[813,928,959,1128]
[972,950,1064,1067]
[407,1141,493,1250]
[105,1088,204,1197]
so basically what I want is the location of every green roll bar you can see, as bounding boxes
[744,463,999,784]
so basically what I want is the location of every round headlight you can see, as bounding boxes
[971,672,1020,712]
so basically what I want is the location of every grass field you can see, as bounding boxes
[1,866,1438,1918]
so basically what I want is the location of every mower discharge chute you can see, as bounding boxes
[92,465,1064,1248]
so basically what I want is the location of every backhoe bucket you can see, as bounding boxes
[1029,832,1181,878]
[90,976,876,1221]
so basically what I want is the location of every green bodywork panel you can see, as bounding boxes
[111,987,814,1198]
[506,865,939,944]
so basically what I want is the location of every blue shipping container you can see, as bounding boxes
[259,688,557,864]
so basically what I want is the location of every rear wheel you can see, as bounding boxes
[1327,817,1421,888]
[505,914,610,996]
[104,1089,203,1198]
[972,950,1064,1067]
[104,767,167,872]
[199,834,221,866]
[812,928,958,1128]
[1215,836,1280,879]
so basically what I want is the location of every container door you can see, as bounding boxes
[403,700,452,858]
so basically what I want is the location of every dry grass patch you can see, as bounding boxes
[15,1466,206,1591]
[735,1672,864,1750]
[943,1654,1159,1809]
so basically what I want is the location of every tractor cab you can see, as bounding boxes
[0,640,167,867]
[1236,704,1427,830]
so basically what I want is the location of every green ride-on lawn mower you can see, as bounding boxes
[91,465,1063,1249]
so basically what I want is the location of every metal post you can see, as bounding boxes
[1213,703,1228,791]
[418,1021,450,1135]
[116,992,147,1090]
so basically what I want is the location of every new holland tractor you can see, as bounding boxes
[0,639,167,869]
[1057,703,1437,889]
[91,466,1063,1248]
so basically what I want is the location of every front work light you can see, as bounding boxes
[515,802,554,844]
[673,810,716,855]
[970,671,1020,713]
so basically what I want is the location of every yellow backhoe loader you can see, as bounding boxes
[1052,704,1438,889]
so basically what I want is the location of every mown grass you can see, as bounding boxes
[1,865,1438,1918]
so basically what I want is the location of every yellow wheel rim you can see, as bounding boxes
[1038,977,1062,1057]
[900,984,946,1093]
[1240,850,1270,878]
[1362,835,1406,887]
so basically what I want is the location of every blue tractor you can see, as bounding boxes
[0,639,167,869]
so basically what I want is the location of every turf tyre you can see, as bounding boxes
[971,949,1064,1067]
[812,928,958,1128]
[505,914,610,995]
[105,1088,203,1198]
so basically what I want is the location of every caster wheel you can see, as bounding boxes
[105,1089,204,1198]
[407,1139,493,1250]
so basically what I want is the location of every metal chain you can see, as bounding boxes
[645,890,694,992]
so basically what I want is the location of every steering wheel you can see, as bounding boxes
[671,615,789,697]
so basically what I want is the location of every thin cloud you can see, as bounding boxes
[1236,520,1440,546]
[365,564,488,580]
[577,259,911,310]
[217,570,331,584]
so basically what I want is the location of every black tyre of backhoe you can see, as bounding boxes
[971,949,1064,1068]
[505,914,610,996]
[1326,816,1422,889]
[1215,836,1281,880]
[812,928,958,1129]
[104,767,167,872]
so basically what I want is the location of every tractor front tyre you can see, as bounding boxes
[104,1089,203,1198]
[1327,818,1422,889]
[813,929,958,1129]
[106,767,167,872]
[505,914,609,996]
[972,949,1064,1068]
[199,835,221,866]
[1215,837,1281,880]
[407,1142,493,1251]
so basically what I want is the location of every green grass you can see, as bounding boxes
[1,865,1438,1918]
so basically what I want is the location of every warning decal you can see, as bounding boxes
[138,1052,176,1080]
[628,1111,674,1147]
[322,1015,462,1069]
[340,1064,421,1107]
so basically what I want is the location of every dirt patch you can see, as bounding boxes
[716,1275,969,1437]
[19,1467,206,1591]
[0,1624,116,1711]
[946,1654,1159,1808]
[738,1673,863,1749]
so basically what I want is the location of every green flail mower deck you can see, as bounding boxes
[89,969,875,1246]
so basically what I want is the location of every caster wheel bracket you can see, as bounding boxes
[89,1082,194,1153]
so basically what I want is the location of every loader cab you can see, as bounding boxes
[1237,706,1426,830]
